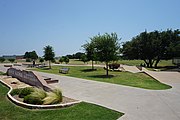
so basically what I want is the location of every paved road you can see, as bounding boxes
[0,64,180,120]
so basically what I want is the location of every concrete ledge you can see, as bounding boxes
[0,79,81,109]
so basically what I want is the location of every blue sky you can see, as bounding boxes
[0,0,179,57]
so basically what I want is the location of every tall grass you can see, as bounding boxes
[43,89,62,105]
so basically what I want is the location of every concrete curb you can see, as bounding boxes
[0,79,81,109]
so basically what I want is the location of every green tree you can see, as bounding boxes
[74,52,84,59]
[0,57,5,63]
[43,45,55,69]
[82,42,96,69]
[64,56,69,64]
[30,51,38,60]
[92,33,120,76]
[24,52,30,59]
[24,51,38,64]
[59,57,64,64]
[80,54,88,64]
[122,29,180,68]
[39,57,44,63]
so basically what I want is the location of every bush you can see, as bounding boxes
[30,88,47,99]
[19,87,34,98]
[10,88,23,96]
[23,88,47,105]
[43,89,62,105]
[23,95,43,105]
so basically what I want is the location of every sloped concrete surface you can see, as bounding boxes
[122,65,142,73]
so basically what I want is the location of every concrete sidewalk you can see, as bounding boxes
[0,64,180,120]
[37,71,180,120]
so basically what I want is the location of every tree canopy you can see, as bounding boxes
[122,29,180,68]
[83,33,120,76]
[93,33,120,76]
[24,51,38,60]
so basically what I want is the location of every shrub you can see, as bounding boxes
[10,88,23,96]
[30,88,47,99]
[23,95,43,105]
[19,87,34,98]
[23,88,46,105]
[43,89,62,105]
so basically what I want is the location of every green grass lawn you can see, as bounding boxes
[33,66,171,90]
[67,59,174,69]
[117,60,174,67]
[69,59,87,65]
[0,83,123,120]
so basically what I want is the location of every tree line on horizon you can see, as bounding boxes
[1,28,179,75]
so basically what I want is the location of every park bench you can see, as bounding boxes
[59,68,69,74]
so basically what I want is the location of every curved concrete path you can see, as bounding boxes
[0,64,180,120]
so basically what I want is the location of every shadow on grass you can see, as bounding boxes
[88,75,115,78]
[155,66,179,71]
[81,69,97,72]
[38,67,51,70]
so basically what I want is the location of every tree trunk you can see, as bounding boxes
[106,62,109,77]
[92,60,94,70]
[49,60,51,69]
[154,59,160,68]
[144,60,149,68]
[149,59,153,68]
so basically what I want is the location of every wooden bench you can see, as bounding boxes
[59,68,69,74]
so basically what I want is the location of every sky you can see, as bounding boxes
[0,0,179,57]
